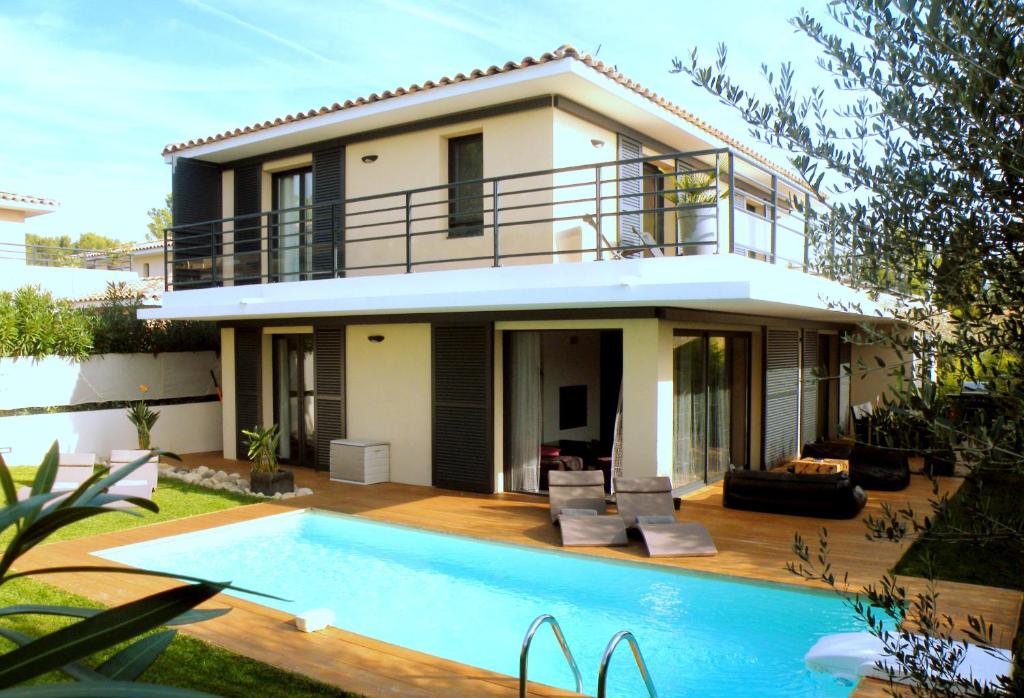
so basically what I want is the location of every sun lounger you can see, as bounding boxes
[106,450,159,506]
[614,477,718,557]
[548,470,627,547]
[16,454,96,501]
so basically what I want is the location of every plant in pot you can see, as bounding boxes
[663,171,726,254]
[126,385,160,449]
[242,424,294,496]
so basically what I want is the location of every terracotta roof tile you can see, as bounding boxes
[0,191,59,208]
[162,45,801,184]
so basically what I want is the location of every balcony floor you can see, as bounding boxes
[19,453,1021,697]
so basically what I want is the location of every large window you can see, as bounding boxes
[448,134,484,238]
[272,168,313,282]
[673,332,750,490]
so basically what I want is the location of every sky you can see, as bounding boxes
[0,0,829,243]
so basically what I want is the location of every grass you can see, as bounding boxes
[2,465,358,697]
[894,469,1024,680]
[0,578,354,697]
[1,465,262,548]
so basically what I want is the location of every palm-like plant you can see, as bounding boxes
[126,401,160,449]
[0,442,276,695]
[242,425,280,474]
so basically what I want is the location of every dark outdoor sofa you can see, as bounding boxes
[801,440,911,491]
[722,470,867,519]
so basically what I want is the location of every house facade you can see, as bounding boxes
[142,46,899,495]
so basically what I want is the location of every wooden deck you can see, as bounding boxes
[16,453,1021,697]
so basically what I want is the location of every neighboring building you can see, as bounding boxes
[0,192,137,299]
[142,45,900,495]
[80,239,171,279]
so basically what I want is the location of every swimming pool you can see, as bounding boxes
[96,509,858,697]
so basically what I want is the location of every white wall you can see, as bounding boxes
[850,328,909,407]
[541,331,601,443]
[0,400,223,465]
[345,323,432,486]
[0,265,138,299]
[0,352,220,410]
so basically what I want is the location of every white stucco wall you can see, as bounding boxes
[0,400,222,465]
[0,352,220,410]
[345,323,432,486]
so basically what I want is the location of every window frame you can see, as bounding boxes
[447,133,484,238]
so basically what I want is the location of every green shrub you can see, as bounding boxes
[0,287,92,360]
[90,284,218,355]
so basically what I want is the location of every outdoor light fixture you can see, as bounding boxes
[590,138,605,148]
[367,334,385,343]
[361,154,379,163]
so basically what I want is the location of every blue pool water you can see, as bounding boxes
[96,510,858,697]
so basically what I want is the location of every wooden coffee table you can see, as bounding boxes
[772,457,849,475]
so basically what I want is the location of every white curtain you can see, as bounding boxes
[611,381,624,489]
[508,332,542,492]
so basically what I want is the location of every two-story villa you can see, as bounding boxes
[141,46,896,496]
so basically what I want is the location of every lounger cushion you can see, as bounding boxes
[614,476,675,526]
[638,522,718,557]
[636,515,676,525]
[559,515,628,547]
[548,469,608,522]
[559,508,597,517]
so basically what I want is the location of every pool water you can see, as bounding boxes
[96,509,858,697]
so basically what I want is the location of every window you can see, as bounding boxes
[272,168,313,282]
[448,134,483,237]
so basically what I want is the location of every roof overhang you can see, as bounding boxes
[163,59,795,189]
[0,196,58,221]
[140,255,897,325]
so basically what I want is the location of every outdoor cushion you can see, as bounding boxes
[558,515,628,547]
[548,470,608,522]
[559,508,597,517]
[614,476,676,526]
[723,469,867,519]
[636,515,676,525]
[802,440,910,491]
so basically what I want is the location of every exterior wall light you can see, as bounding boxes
[367,334,385,343]
[590,138,605,148]
[361,154,379,163]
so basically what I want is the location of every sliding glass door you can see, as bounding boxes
[272,168,313,282]
[272,334,315,467]
[673,332,750,490]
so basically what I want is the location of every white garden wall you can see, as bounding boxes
[0,400,222,465]
[0,352,219,409]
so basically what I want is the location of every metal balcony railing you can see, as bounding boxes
[163,147,817,291]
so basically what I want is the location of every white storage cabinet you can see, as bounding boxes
[329,439,389,485]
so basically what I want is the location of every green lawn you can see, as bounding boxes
[894,470,1024,684]
[2,466,357,697]
[1,465,263,549]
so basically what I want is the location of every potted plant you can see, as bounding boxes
[126,385,160,449]
[664,171,725,254]
[242,424,294,496]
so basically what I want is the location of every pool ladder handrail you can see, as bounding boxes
[596,630,658,698]
[519,614,584,698]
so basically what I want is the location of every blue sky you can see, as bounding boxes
[1,0,826,242]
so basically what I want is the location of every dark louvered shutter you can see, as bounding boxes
[617,135,643,253]
[838,337,852,435]
[432,323,494,493]
[764,328,800,467]
[171,157,221,289]
[234,327,261,458]
[314,327,346,471]
[233,164,262,285]
[313,148,344,279]
[801,330,819,445]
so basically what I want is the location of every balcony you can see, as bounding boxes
[165,147,816,291]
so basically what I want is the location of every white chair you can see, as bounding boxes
[106,449,159,506]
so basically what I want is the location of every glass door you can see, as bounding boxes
[673,333,750,490]
[273,334,316,467]
[272,169,313,282]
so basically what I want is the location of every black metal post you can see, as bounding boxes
[492,180,501,267]
[405,192,413,273]
[163,227,169,291]
[595,165,603,261]
[770,174,778,263]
